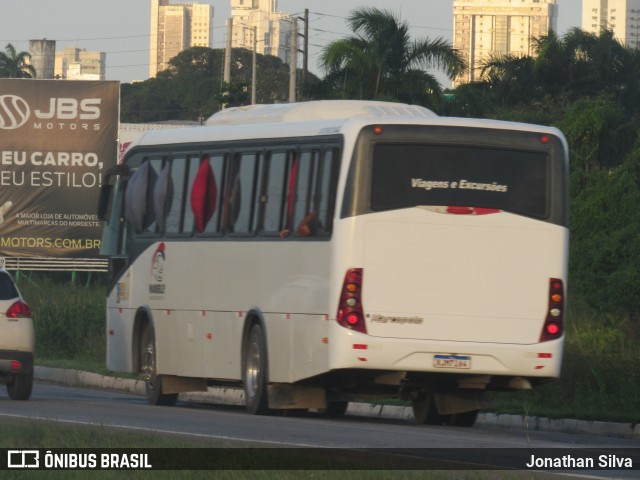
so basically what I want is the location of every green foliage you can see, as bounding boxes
[319,7,465,105]
[569,151,640,318]
[16,274,106,361]
[0,43,36,78]
[120,77,184,123]
[120,47,309,123]
[217,81,250,108]
[450,29,640,121]
[557,95,630,173]
[491,303,640,423]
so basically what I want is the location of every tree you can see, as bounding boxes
[556,95,632,175]
[479,53,536,107]
[216,81,250,108]
[569,149,640,323]
[120,47,304,122]
[0,43,36,78]
[467,28,640,118]
[319,7,465,105]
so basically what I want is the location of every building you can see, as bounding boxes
[453,0,558,85]
[230,0,292,63]
[582,0,640,49]
[55,47,106,80]
[150,0,214,77]
[29,39,56,79]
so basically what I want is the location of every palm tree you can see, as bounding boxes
[319,7,466,104]
[480,53,536,106]
[0,43,36,78]
[474,28,640,113]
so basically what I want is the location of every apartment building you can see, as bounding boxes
[582,0,640,49]
[453,0,558,85]
[230,0,292,63]
[55,47,106,80]
[150,0,214,77]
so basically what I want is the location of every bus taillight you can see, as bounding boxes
[540,278,564,342]
[337,268,367,334]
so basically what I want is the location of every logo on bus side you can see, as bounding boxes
[149,243,166,298]
[370,314,423,324]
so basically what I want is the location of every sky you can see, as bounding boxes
[0,0,583,84]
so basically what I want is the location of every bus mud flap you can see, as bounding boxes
[433,391,488,415]
[162,375,208,394]
[267,384,327,410]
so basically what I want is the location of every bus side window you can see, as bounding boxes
[291,150,317,237]
[182,157,200,234]
[315,148,339,234]
[203,154,226,234]
[278,154,299,237]
[188,156,218,234]
[124,158,161,234]
[261,151,289,234]
[226,152,259,234]
[165,157,187,235]
[153,162,173,233]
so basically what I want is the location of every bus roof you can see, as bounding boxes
[124,100,566,152]
[205,100,436,126]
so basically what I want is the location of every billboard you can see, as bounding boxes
[0,79,119,258]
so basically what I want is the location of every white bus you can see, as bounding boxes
[99,101,568,426]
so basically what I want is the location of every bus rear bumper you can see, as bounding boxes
[328,326,564,384]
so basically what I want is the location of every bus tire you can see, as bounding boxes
[141,324,178,407]
[244,323,270,415]
[7,372,33,401]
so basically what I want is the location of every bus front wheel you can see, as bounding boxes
[244,323,270,415]
[140,325,178,406]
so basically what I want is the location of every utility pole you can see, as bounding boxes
[252,26,257,105]
[299,9,309,85]
[224,17,233,83]
[289,16,297,103]
[223,17,233,109]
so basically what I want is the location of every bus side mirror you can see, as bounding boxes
[98,164,132,221]
[98,184,113,221]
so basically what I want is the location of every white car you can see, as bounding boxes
[0,258,34,400]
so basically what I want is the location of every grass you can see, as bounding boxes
[488,300,640,424]
[14,274,640,425]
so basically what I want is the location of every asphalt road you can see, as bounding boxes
[0,381,639,476]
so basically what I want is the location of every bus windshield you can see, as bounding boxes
[371,143,549,219]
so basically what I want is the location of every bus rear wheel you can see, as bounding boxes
[244,324,270,415]
[141,325,178,406]
[7,372,33,400]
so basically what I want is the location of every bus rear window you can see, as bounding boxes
[371,144,549,219]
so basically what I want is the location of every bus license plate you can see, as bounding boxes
[433,354,471,369]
